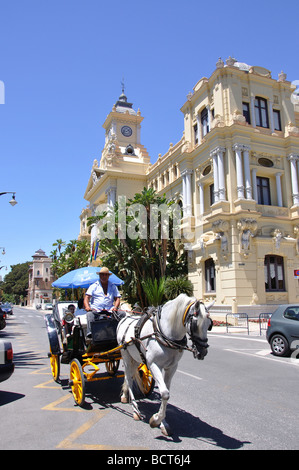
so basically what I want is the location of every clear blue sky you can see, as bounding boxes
[0,0,298,277]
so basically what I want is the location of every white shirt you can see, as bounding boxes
[86,280,120,311]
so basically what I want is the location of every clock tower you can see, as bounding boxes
[83,88,150,228]
[100,88,149,168]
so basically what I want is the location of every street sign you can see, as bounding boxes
[294,269,299,279]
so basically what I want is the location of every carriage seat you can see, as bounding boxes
[89,314,118,352]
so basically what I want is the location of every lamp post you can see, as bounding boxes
[0,247,5,255]
[0,192,17,206]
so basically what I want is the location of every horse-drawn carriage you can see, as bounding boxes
[47,268,213,436]
[45,301,154,407]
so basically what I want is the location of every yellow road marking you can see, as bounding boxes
[34,379,60,389]
[30,366,51,375]
[42,393,87,411]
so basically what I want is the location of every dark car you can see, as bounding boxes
[0,340,14,382]
[0,303,13,315]
[0,308,6,330]
[266,304,299,357]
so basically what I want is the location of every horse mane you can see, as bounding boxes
[163,293,196,329]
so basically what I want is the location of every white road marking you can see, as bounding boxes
[177,370,202,380]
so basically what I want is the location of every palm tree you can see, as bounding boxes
[52,239,65,254]
[88,187,187,308]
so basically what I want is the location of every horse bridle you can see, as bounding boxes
[182,301,213,359]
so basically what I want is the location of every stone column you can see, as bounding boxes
[288,154,299,206]
[196,114,201,145]
[250,96,256,128]
[198,182,204,215]
[137,124,141,144]
[269,99,275,133]
[217,147,226,201]
[106,186,117,206]
[252,168,258,202]
[233,144,245,199]
[243,145,252,199]
[275,172,283,207]
[182,169,193,216]
[207,105,211,133]
[212,152,219,203]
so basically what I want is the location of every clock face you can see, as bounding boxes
[121,125,132,137]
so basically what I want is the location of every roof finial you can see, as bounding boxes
[121,77,125,94]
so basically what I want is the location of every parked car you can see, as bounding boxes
[0,308,6,330]
[44,303,53,310]
[266,304,299,356]
[0,302,13,315]
[0,340,14,382]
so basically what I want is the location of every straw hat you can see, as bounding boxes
[96,266,111,275]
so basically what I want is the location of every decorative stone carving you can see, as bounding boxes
[271,229,283,250]
[216,57,224,69]
[237,218,257,254]
[278,71,287,82]
[232,109,246,124]
[212,220,229,256]
[226,56,237,67]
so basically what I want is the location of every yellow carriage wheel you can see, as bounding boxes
[105,359,120,376]
[50,353,60,382]
[138,364,155,396]
[70,359,86,406]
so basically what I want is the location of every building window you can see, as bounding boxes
[173,165,178,179]
[205,258,216,293]
[255,97,269,128]
[273,109,281,131]
[210,184,215,205]
[242,102,251,124]
[257,176,271,205]
[193,123,198,144]
[264,255,285,291]
[201,107,209,137]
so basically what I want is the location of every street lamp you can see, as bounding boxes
[0,192,17,206]
[0,247,5,255]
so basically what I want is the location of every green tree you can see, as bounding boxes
[51,238,91,300]
[0,262,31,304]
[88,188,187,307]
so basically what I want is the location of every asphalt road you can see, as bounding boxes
[0,306,299,451]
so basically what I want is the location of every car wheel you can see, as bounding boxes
[270,334,290,357]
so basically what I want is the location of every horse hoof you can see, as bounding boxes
[160,421,172,436]
[133,412,141,421]
[121,396,128,404]
[149,416,159,428]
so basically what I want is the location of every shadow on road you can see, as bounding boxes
[0,390,25,406]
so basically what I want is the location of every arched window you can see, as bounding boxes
[205,258,216,293]
[264,255,285,291]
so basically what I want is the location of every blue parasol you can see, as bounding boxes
[52,266,124,289]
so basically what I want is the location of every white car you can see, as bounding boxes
[0,340,14,383]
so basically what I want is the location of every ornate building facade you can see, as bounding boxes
[27,249,54,308]
[81,58,299,314]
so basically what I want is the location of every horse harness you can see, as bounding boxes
[120,302,202,364]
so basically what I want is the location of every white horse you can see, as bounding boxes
[116,293,213,436]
